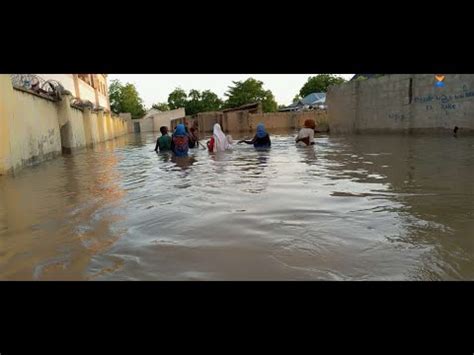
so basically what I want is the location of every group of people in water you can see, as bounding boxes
[154,119,323,157]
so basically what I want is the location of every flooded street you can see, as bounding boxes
[0,131,473,280]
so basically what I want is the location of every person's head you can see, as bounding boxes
[256,123,267,138]
[160,126,168,135]
[304,119,316,130]
[175,124,186,136]
[213,123,223,134]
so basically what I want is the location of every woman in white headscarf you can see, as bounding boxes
[207,123,233,152]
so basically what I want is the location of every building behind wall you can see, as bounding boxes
[35,74,110,111]
[0,74,129,175]
[129,108,186,133]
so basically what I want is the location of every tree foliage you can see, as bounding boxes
[167,88,223,115]
[223,78,278,112]
[167,88,188,110]
[299,75,346,97]
[152,102,170,111]
[108,80,123,114]
[108,79,146,119]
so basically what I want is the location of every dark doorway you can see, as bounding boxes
[134,122,141,133]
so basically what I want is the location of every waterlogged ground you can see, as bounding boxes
[0,131,473,280]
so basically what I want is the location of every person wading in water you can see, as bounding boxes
[237,123,271,149]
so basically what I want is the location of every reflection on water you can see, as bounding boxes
[1,132,473,280]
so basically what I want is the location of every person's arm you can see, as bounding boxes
[309,129,315,145]
[238,135,257,144]
[170,137,175,152]
[295,131,301,142]
[154,138,160,151]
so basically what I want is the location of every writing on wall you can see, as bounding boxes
[388,113,405,120]
[412,85,474,115]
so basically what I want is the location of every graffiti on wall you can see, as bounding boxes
[388,113,405,120]
[413,85,474,115]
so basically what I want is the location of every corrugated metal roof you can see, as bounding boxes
[300,92,326,105]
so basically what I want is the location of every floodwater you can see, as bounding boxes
[0,131,473,280]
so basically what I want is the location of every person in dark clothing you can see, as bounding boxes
[185,126,197,149]
[154,126,172,152]
[453,126,459,137]
[238,123,271,148]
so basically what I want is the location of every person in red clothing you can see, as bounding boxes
[207,135,215,152]
[207,123,232,152]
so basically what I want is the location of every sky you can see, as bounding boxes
[108,74,354,109]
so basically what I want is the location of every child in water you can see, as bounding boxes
[295,119,316,146]
[238,123,271,148]
[207,123,233,152]
[296,119,328,146]
[171,124,189,157]
[154,126,172,152]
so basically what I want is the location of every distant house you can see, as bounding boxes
[131,108,186,133]
[279,92,326,112]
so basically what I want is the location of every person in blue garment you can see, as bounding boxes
[170,124,189,157]
[237,123,271,148]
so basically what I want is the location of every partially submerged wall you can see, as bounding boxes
[170,110,328,135]
[327,74,474,134]
[0,75,129,175]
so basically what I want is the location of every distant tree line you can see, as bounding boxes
[109,75,347,119]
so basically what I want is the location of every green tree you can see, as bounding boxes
[198,90,223,113]
[120,83,146,119]
[292,94,301,103]
[152,102,170,111]
[186,89,201,115]
[223,78,278,112]
[109,80,123,113]
[108,80,146,119]
[167,88,188,110]
[299,74,346,97]
[167,88,223,115]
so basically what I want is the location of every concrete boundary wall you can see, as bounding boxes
[0,75,129,175]
[170,110,328,135]
[327,74,474,134]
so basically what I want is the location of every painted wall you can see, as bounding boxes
[327,74,474,134]
[78,80,97,105]
[36,74,76,94]
[0,75,129,175]
[0,75,14,173]
[8,89,62,169]
[98,94,109,109]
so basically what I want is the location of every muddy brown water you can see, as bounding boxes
[0,131,473,280]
